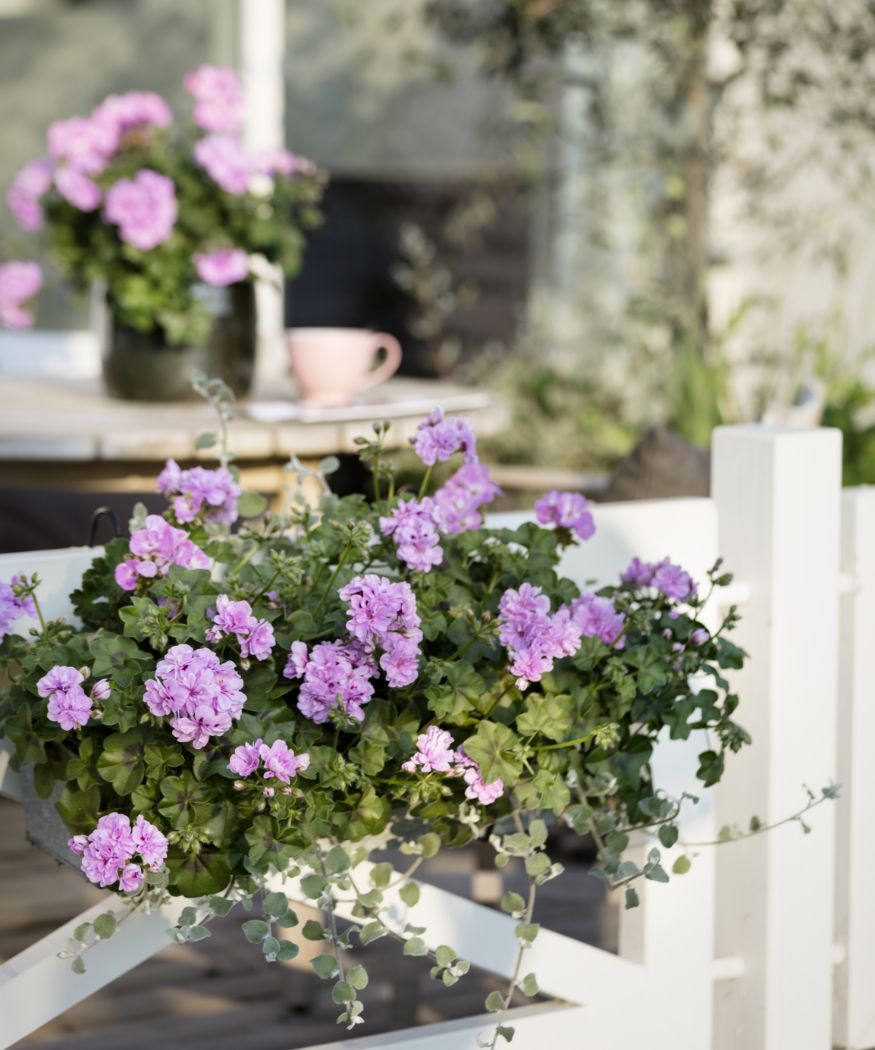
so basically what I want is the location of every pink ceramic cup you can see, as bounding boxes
[285,328,403,407]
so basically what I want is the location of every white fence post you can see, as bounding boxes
[711,424,842,1050]
[834,487,875,1049]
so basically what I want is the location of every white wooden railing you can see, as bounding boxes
[0,424,871,1049]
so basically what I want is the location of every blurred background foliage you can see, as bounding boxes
[394,0,875,476]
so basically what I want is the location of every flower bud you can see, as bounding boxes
[90,678,111,702]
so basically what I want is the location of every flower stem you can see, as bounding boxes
[533,729,598,752]
[418,464,434,499]
[487,880,537,1049]
[31,591,47,637]
[314,543,352,614]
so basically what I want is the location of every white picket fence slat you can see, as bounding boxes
[0,424,869,1049]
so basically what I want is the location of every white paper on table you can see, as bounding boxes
[243,392,490,425]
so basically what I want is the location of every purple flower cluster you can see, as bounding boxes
[193,248,248,287]
[340,574,423,687]
[206,595,275,661]
[0,575,35,642]
[68,813,167,892]
[622,557,697,601]
[283,639,376,724]
[283,575,423,725]
[35,92,171,218]
[379,464,502,571]
[401,725,456,773]
[498,583,625,689]
[156,458,240,525]
[0,261,42,330]
[401,727,504,805]
[534,490,595,542]
[143,644,245,749]
[569,594,626,648]
[92,91,173,140]
[412,408,478,466]
[6,160,53,231]
[252,147,314,178]
[228,738,310,789]
[184,65,244,134]
[379,497,444,572]
[55,166,102,211]
[114,514,210,592]
[194,134,251,195]
[47,114,117,175]
[434,463,502,533]
[36,665,109,730]
[104,169,177,251]
[498,584,581,690]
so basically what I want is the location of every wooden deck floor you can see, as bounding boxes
[0,797,616,1049]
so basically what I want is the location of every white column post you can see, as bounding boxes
[240,0,288,385]
[834,487,875,1049]
[711,424,842,1050]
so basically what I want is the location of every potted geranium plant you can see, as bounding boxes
[1,66,324,401]
[0,394,757,1042]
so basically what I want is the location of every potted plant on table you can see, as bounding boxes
[1,66,324,401]
[0,402,755,1042]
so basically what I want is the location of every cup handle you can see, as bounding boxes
[361,333,402,390]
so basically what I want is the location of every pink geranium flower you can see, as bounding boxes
[194,248,248,286]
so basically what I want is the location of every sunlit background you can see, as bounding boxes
[4,0,875,494]
[0,2,871,1046]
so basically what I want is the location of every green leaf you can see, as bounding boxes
[516,693,574,741]
[332,980,355,1004]
[525,853,550,878]
[528,819,548,847]
[324,844,351,874]
[399,882,420,908]
[187,925,212,942]
[501,891,526,915]
[303,919,325,941]
[73,923,92,943]
[462,721,523,783]
[166,850,231,897]
[435,944,456,968]
[519,972,539,997]
[276,939,299,961]
[625,887,640,909]
[263,891,291,921]
[403,936,427,957]
[93,912,117,939]
[194,431,218,449]
[347,964,369,990]
[95,731,146,795]
[370,862,393,888]
[359,921,388,945]
[515,922,540,944]
[497,1024,515,1042]
[312,953,339,979]
[262,935,281,961]
[696,749,725,787]
[237,491,268,518]
[71,955,86,975]
[485,990,506,1012]
[300,873,327,899]
[242,919,270,943]
[418,831,441,858]
[672,855,692,875]
[658,824,679,849]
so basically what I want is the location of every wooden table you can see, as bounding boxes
[0,375,501,494]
